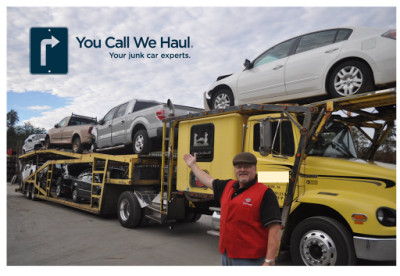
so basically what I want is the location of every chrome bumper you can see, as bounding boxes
[353,236,396,261]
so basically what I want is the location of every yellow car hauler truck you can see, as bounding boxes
[18,89,396,265]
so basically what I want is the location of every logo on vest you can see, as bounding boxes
[242,198,253,206]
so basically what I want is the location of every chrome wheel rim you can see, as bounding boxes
[213,93,231,109]
[56,185,61,197]
[72,190,78,202]
[299,230,337,266]
[119,199,130,222]
[334,66,363,96]
[134,135,144,152]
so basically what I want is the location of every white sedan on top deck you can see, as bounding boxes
[204,27,396,110]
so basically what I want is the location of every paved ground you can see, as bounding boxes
[7,182,395,266]
[7,182,221,266]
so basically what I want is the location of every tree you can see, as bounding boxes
[352,125,396,164]
[7,109,19,128]
[6,110,46,154]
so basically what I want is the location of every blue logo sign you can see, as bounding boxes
[30,27,68,74]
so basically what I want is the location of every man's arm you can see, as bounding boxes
[183,153,214,189]
[263,222,281,266]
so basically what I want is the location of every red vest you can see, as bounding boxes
[219,180,269,259]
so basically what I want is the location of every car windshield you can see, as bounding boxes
[308,121,357,159]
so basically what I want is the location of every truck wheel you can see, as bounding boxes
[72,188,79,202]
[72,137,83,153]
[211,89,234,110]
[31,185,38,201]
[133,130,151,155]
[44,137,52,150]
[25,184,32,199]
[327,60,374,98]
[56,178,63,197]
[117,191,143,228]
[290,216,356,266]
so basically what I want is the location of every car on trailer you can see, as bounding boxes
[22,133,46,154]
[204,27,396,110]
[45,113,97,153]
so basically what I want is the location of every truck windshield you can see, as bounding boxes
[308,121,357,159]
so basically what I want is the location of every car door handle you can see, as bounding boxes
[273,65,284,70]
[120,120,125,124]
[325,48,339,54]
[108,124,112,127]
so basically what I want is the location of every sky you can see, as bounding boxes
[1,1,399,272]
[5,4,397,131]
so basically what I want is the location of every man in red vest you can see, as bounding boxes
[183,152,281,266]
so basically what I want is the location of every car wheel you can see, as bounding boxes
[55,178,63,197]
[211,89,234,110]
[290,216,356,265]
[72,137,83,153]
[44,137,52,150]
[327,60,374,98]
[31,185,37,201]
[133,130,151,155]
[72,187,79,202]
[117,191,143,228]
[25,184,32,199]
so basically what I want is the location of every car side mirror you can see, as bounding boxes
[259,119,272,156]
[54,124,59,128]
[98,119,105,125]
[28,139,32,143]
[244,59,253,70]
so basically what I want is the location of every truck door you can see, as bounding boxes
[246,116,298,207]
[237,38,297,101]
[109,102,129,146]
[96,106,118,148]
[61,117,75,144]
[52,117,68,144]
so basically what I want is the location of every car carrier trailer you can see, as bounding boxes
[17,88,396,265]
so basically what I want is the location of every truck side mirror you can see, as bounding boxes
[259,119,272,156]
[244,59,253,70]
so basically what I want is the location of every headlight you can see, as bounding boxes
[376,207,396,226]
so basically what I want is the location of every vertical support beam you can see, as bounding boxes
[280,109,312,232]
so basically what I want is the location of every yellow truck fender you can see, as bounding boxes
[293,190,395,237]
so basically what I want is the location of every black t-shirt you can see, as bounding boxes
[212,177,282,227]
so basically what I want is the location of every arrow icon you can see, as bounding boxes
[40,35,60,66]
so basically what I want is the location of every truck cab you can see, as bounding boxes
[175,90,396,265]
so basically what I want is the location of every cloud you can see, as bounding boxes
[7,7,396,130]
[27,105,51,111]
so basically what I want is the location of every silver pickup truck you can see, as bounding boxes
[95,99,203,154]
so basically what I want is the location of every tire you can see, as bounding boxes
[25,184,32,199]
[290,216,356,266]
[133,130,151,155]
[327,60,374,98]
[181,211,202,222]
[31,185,37,201]
[117,191,143,228]
[72,187,79,203]
[190,213,202,222]
[72,136,83,153]
[55,178,63,197]
[44,136,52,150]
[211,89,234,110]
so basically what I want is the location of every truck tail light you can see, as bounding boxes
[88,126,93,134]
[382,29,396,40]
[156,109,166,121]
